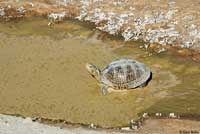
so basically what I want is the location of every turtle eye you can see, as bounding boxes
[89,65,93,69]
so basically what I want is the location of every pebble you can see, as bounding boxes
[0,8,5,17]
[155,113,162,117]
[169,113,177,118]
[16,6,26,14]
[28,2,34,7]
[142,113,148,118]
[48,12,66,22]
[89,123,96,129]
[121,127,131,131]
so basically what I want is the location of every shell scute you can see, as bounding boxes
[101,59,151,89]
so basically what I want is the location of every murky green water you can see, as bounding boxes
[0,18,199,128]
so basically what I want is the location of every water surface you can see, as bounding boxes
[0,18,199,128]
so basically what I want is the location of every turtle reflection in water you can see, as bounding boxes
[86,59,152,95]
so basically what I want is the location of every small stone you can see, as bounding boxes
[129,6,135,11]
[7,5,11,9]
[130,119,134,124]
[31,117,39,122]
[48,12,66,22]
[16,7,26,14]
[89,123,96,129]
[75,10,87,21]
[169,113,176,118]
[142,113,148,118]
[148,53,153,56]
[144,44,149,50]
[130,120,141,130]
[168,1,176,7]
[122,27,134,41]
[157,48,166,53]
[121,127,131,131]
[155,113,162,117]
[28,2,34,7]
[131,125,138,130]
[0,8,5,17]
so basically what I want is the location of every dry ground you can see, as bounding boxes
[0,0,200,52]
[1,114,200,134]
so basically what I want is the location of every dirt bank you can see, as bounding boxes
[0,0,200,55]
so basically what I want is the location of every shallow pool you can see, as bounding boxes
[0,18,199,128]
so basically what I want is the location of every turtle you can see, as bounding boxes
[86,59,151,95]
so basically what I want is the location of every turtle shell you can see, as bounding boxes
[100,59,151,90]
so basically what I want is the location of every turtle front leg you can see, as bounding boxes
[101,85,108,95]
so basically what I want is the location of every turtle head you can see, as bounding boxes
[86,63,101,81]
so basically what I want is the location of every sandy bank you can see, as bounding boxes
[1,114,200,134]
[0,114,122,134]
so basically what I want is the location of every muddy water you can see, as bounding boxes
[0,18,199,128]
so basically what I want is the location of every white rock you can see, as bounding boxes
[121,127,131,131]
[169,113,176,118]
[16,0,21,2]
[113,1,122,6]
[155,113,162,117]
[157,48,166,53]
[129,6,135,11]
[183,15,196,21]
[122,27,134,41]
[0,8,5,17]
[85,8,106,24]
[63,0,72,4]
[48,12,66,22]
[144,44,149,49]
[182,40,193,48]
[16,6,26,14]
[131,125,138,130]
[139,45,143,48]
[97,19,121,35]
[166,10,178,20]
[7,5,11,9]
[89,123,96,129]
[81,0,91,6]
[93,0,103,3]
[168,1,176,7]
[189,24,197,30]
[142,113,148,118]
[28,2,34,7]
[128,13,134,17]
[75,10,87,20]
[145,27,180,45]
